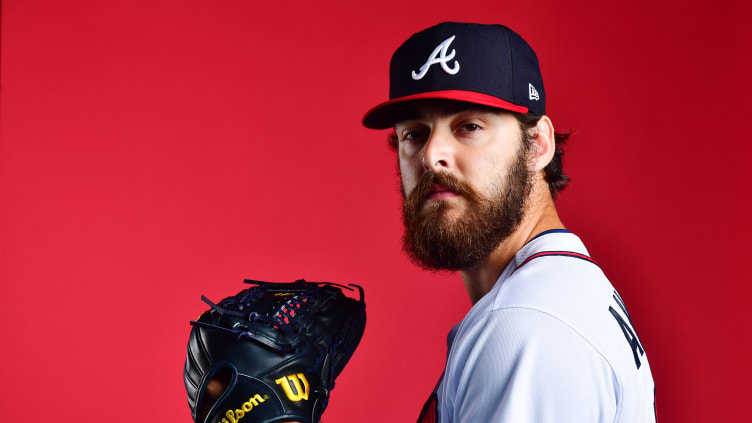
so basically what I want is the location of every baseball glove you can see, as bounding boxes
[184,278,366,423]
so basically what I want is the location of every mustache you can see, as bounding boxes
[406,171,481,206]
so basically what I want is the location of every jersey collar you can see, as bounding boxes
[497,229,591,282]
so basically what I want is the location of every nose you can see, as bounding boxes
[421,127,454,172]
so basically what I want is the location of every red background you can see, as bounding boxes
[1,1,750,421]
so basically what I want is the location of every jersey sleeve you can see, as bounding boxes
[441,307,619,423]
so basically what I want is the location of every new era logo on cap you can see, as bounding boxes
[529,83,540,101]
[363,22,546,129]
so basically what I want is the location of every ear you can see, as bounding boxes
[528,115,555,172]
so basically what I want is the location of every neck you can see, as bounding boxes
[459,187,565,305]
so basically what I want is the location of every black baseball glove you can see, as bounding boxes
[184,279,366,423]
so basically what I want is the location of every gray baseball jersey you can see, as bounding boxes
[417,230,656,422]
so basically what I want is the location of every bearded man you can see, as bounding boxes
[362,22,656,423]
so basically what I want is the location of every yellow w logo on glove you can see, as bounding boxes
[275,373,310,402]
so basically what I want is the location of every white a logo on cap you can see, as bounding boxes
[528,83,540,101]
[411,35,460,80]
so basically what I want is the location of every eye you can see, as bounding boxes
[400,128,427,142]
[457,122,483,134]
[464,123,481,131]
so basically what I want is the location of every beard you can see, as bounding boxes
[400,142,533,271]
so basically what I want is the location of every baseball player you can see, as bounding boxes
[362,22,656,422]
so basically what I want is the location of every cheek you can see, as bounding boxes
[462,155,506,196]
[398,159,421,196]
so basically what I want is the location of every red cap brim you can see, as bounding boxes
[362,90,529,129]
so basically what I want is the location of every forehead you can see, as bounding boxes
[391,99,513,126]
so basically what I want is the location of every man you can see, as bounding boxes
[362,22,656,422]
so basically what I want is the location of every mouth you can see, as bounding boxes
[427,184,459,201]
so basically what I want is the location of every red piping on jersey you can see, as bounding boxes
[417,392,437,423]
[514,251,599,272]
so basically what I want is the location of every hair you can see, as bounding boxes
[386,111,571,199]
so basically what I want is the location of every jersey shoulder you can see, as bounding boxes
[441,306,619,423]
[488,236,648,377]
[453,232,656,422]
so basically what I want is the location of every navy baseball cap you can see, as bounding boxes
[362,22,545,129]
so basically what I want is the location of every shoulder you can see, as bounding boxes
[438,232,656,422]
[438,258,624,423]
[494,249,616,330]
[457,242,617,362]
[488,231,615,323]
[440,307,619,422]
[448,306,616,380]
[449,303,616,373]
[439,233,653,422]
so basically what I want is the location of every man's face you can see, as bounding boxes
[394,100,533,271]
